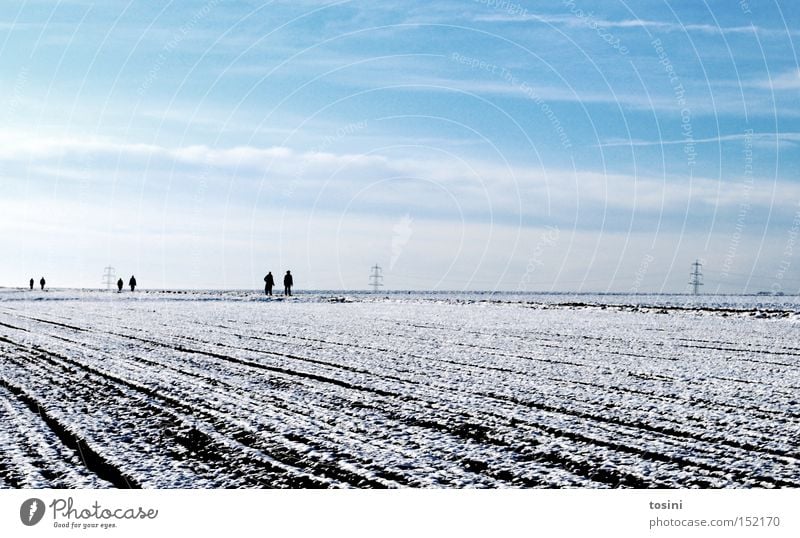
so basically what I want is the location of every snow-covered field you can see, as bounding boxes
[1,289,799,488]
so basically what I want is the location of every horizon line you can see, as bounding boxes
[0,286,795,297]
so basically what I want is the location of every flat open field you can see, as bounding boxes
[1,290,799,488]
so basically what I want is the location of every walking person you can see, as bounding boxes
[264,271,275,296]
[129,275,137,292]
[29,278,34,291]
[283,270,293,296]
[39,277,46,291]
[117,278,123,292]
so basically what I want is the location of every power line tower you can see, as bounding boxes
[102,266,116,290]
[369,264,384,292]
[689,259,703,295]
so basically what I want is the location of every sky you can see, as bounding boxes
[1,0,799,292]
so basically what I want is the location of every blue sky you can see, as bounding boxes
[1,0,799,292]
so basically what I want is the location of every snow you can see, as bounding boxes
[1,289,798,488]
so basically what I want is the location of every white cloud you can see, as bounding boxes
[597,132,800,148]
[473,12,791,37]
[0,132,388,173]
[755,69,800,90]
[394,77,671,110]
[2,132,799,220]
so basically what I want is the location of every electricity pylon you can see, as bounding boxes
[369,264,384,292]
[102,266,116,290]
[689,260,703,295]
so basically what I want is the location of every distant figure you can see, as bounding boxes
[39,277,46,291]
[264,272,275,296]
[29,278,34,290]
[129,275,137,292]
[283,270,293,296]
[117,278,124,292]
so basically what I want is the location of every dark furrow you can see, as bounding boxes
[707,374,800,392]
[20,316,87,332]
[483,389,800,460]
[86,325,800,463]
[2,339,385,488]
[0,320,29,332]
[90,339,535,486]
[517,417,793,488]
[207,322,798,423]
[196,323,800,425]
[170,328,800,456]
[94,328,401,399]
[675,336,800,353]
[3,307,797,489]
[562,377,800,421]
[8,318,798,470]
[11,351,332,488]
[0,458,25,488]
[4,329,588,486]
[388,317,800,369]
[0,376,140,489]
[1,326,445,486]
[125,332,800,486]
[482,390,800,487]
[677,343,799,365]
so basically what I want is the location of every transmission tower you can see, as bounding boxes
[102,266,116,290]
[369,264,384,292]
[689,259,703,295]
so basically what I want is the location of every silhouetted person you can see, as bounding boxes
[283,270,293,296]
[39,277,46,291]
[117,278,123,292]
[264,272,275,296]
[29,278,34,290]
[129,275,137,292]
